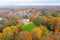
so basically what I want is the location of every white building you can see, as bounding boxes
[0,17,3,20]
[22,19,29,25]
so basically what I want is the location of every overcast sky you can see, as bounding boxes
[0,0,60,6]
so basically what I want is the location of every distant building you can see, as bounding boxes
[0,17,3,20]
[22,19,29,25]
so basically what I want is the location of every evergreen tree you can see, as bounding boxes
[34,16,43,26]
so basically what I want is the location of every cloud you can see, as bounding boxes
[0,0,60,3]
[0,0,34,3]
[0,0,60,6]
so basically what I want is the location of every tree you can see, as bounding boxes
[41,9,48,16]
[30,15,36,22]
[34,16,43,26]
[24,14,29,19]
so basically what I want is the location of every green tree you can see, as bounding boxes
[10,18,18,26]
[24,14,29,19]
[0,20,3,24]
[34,16,43,26]
[41,9,48,16]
